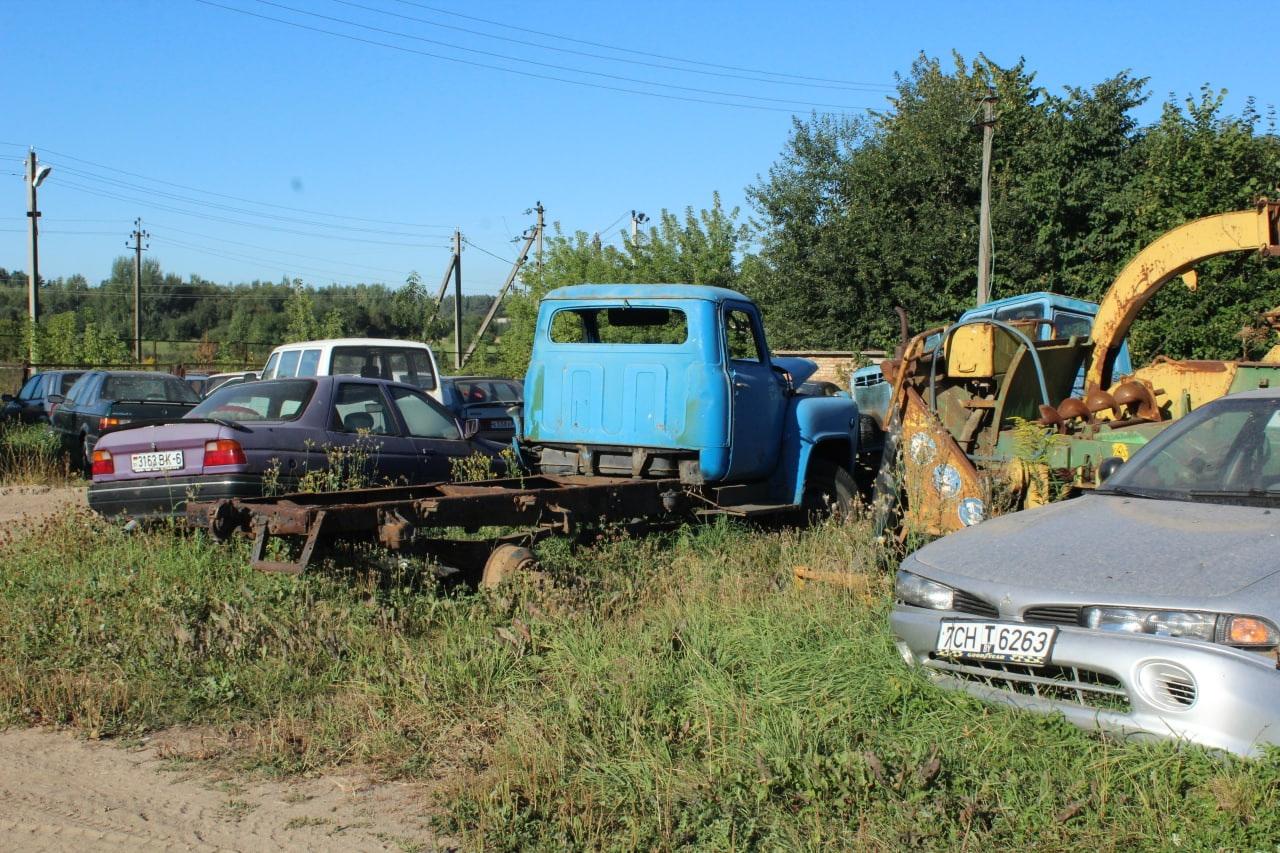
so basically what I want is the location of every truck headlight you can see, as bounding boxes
[895,570,955,610]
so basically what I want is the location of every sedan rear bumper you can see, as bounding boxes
[891,605,1280,756]
[88,474,265,519]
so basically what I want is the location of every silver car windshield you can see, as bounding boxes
[1102,398,1280,504]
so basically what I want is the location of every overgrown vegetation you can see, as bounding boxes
[1,510,1278,848]
[0,422,72,485]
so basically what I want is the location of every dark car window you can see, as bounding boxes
[389,386,461,439]
[103,374,200,403]
[331,346,437,391]
[1053,311,1092,339]
[550,307,689,345]
[297,348,321,377]
[58,372,84,395]
[332,383,394,434]
[276,350,302,379]
[726,308,764,363]
[64,373,95,405]
[190,380,316,422]
[17,375,41,400]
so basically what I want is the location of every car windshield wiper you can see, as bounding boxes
[1097,485,1166,499]
[1186,488,1280,504]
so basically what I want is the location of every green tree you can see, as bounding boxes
[486,195,747,375]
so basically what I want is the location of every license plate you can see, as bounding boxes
[130,450,184,473]
[485,418,514,430]
[935,621,1057,666]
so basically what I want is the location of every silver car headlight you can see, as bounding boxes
[1082,607,1217,642]
[895,570,955,610]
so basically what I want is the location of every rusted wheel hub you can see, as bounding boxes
[481,544,539,589]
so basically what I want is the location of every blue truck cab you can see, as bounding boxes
[523,284,861,507]
[853,291,1133,426]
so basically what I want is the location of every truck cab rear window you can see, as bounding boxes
[549,306,688,344]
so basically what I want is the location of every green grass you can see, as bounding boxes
[0,421,74,485]
[1,509,1278,849]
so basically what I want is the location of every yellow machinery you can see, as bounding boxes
[873,200,1280,539]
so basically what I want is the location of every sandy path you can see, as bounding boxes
[0,484,86,527]
[0,730,442,851]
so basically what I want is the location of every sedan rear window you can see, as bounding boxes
[190,380,316,422]
[103,375,200,403]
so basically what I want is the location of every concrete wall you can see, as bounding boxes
[774,350,886,386]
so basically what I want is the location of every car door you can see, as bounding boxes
[386,384,475,482]
[324,381,419,487]
[723,301,786,481]
[13,374,44,423]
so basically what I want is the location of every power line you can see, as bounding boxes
[387,0,890,89]
[193,0,862,114]
[35,145,452,229]
[55,179,452,248]
[330,0,890,93]
[149,233,398,284]
[49,162,441,237]
[143,222,414,276]
[246,0,864,110]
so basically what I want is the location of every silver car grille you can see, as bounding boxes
[925,656,1130,711]
[952,590,999,618]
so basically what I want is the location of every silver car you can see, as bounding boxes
[891,388,1280,756]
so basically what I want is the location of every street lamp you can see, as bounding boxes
[26,149,51,364]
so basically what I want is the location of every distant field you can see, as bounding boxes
[0,511,1277,849]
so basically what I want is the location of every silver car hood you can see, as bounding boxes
[912,494,1280,599]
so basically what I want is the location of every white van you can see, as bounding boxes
[260,338,444,402]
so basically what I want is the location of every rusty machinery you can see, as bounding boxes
[872,199,1280,539]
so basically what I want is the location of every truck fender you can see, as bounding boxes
[768,395,860,505]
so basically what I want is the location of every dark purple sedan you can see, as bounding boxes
[88,376,503,518]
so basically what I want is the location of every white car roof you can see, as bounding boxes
[270,338,432,348]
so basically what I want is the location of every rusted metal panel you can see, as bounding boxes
[898,386,987,535]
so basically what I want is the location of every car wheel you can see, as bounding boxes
[801,464,856,520]
[480,544,541,589]
[79,434,91,474]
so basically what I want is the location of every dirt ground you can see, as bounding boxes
[0,729,442,851]
[0,484,86,526]
[0,490,447,850]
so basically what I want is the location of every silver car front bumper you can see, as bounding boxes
[892,605,1280,756]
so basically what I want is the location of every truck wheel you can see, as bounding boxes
[802,465,856,520]
[481,544,540,589]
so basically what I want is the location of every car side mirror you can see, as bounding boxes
[1097,456,1125,484]
[46,394,64,405]
[1,394,11,403]
[461,418,480,440]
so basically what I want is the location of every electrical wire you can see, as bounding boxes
[149,233,399,283]
[143,222,414,276]
[36,145,452,229]
[331,0,889,93]
[193,0,860,114]
[387,0,889,89]
[55,179,452,248]
[246,0,864,110]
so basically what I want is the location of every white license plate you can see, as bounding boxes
[936,621,1057,665]
[130,450,184,473]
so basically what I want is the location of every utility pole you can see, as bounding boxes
[128,218,149,363]
[976,90,998,306]
[25,149,52,364]
[452,229,463,370]
[462,217,538,366]
[630,209,648,247]
[534,200,544,274]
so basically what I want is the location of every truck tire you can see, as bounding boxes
[481,544,540,589]
[801,464,856,520]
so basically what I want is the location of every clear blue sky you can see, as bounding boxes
[3,0,1272,297]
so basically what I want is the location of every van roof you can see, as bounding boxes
[270,338,432,349]
[543,283,752,304]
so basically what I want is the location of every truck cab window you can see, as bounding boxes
[726,309,763,362]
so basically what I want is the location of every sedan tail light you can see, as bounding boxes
[203,439,247,467]
[91,449,114,476]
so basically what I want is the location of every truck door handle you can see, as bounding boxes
[733,381,748,389]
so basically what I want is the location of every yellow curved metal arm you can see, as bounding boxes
[1085,200,1280,390]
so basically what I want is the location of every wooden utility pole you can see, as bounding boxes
[452,229,463,370]
[462,221,538,367]
[25,149,48,364]
[630,209,648,247]
[129,218,149,363]
[976,90,997,306]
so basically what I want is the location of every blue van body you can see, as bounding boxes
[524,284,859,505]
